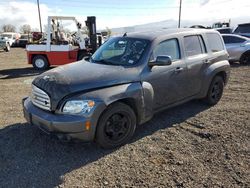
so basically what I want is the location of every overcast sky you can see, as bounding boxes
[0,0,249,31]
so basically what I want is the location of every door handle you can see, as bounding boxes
[174,67,183,73]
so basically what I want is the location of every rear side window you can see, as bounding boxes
[152,38,180,61]
[222,36,246,44]
[184,35,205,57]
[206,33,224,52]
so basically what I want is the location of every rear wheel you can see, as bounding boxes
[32,55,49,70]
[96,102,137,149]
[4,43,10,52]
[239,51,250,65]
[204,76,224,105]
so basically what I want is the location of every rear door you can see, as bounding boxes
[183,35,208,96]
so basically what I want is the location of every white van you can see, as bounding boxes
[0,32,20,51]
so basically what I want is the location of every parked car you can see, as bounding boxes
[18,34,32,48]
[190,25,206,29]
[222,34,250,64]
[215,27,232,34]
[0,35,10,52]
[233,23,250,38]
[23,28,230,148]
[0,32,19,51]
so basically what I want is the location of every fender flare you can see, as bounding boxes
[199,60,230,98]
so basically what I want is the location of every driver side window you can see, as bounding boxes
[151,38,180,61]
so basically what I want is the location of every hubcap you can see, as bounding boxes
[104,113,130,141]
[211,82,221,101]
[35,58,45,68]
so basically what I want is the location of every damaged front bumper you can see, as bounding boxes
[22,97,102,142]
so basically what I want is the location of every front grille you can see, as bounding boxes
[31,85,51,111]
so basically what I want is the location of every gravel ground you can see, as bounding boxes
[0,48,249,188]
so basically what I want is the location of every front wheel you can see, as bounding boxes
[32,55,49,70]
[204,76,224,105]
[96,102,137,149]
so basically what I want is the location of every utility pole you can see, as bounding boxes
[37,0,43,33]
[178,0,182,28]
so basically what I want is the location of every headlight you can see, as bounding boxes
[62,100,95,114]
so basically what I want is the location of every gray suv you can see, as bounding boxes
[23,29,230,148]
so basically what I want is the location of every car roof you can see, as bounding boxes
[221,34,250,40]
[238,23,250,26]
[120,28,217,41]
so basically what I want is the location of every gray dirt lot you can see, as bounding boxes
[0,48,249,188]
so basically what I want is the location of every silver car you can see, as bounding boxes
[222,34,250,64]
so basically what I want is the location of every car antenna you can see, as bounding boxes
[123,32,127,37]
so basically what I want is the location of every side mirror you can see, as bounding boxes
[148,55,172,67]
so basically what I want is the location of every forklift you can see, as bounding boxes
[26,16,100,70]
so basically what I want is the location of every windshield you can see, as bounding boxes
[91,37,149,66]
[234,25,250,33]
[0,34,12,39]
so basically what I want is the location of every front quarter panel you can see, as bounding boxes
[74,82,147,126]
[82,82,143,106]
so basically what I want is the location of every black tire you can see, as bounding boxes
[239,51,250,65]
[204,76,224,105]
[96,102,137,149]
[32,55,49,70]
[77,51,88,61]
[4,43,10,52]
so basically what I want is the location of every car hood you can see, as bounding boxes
[32,60,141,110]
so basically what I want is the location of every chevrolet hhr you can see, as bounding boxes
[23,29,230,148]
